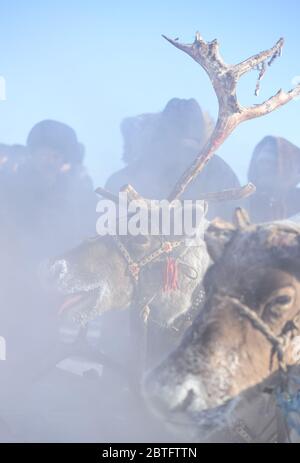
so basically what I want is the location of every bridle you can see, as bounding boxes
[112,235,184,283]
[111,234,189,326]
[111,234,204,331]
[222,295,300,375]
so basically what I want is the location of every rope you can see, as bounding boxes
[163,257,179,292]
[222,295,298,373]
[225,296,285,358]
[221,294,300,442]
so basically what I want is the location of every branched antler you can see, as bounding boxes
[95,186,119,203]
[163,33,300,201]
[96,184,147,204]
[198,182,256,202]
[96,182,255,207]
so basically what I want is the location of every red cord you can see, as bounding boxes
[163,257,179,292]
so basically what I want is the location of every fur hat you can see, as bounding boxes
[27,120,84,164]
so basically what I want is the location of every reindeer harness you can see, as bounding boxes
[222,294,300,442]
[112,235,202,332]
[112,235,184,287]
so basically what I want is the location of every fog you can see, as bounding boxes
[0,123,177,442]
[0,1,299,444]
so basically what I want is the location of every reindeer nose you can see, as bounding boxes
[39,258,69,289]
[49,259,68,282]
[142,366,193,417]
[38,258,66,290]
[143,367,207,418]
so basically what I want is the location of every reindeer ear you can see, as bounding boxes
[205,218,236,262]
[233,207,251,229]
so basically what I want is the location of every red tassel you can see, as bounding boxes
[163,257,179,292]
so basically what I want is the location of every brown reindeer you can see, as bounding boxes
[143,211,300,442]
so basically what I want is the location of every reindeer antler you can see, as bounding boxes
[163,33,300,201]
[96,184,149,206]
[95,186,119,202]
[198,182,256,202]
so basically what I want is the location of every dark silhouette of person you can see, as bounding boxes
[16,120,97,260]
[248,136,300,222]
[106,98,241,221]
[0,121,97,399]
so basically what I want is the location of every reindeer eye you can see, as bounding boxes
[263,287,296,321]
[272,295,292,306]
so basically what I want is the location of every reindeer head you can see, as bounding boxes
[49,168,256,327]
[143,212,300,439]
[49,185,211,326]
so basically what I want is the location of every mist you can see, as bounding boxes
[0,0,299,444]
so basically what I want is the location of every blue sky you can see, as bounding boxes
[0,0,299,186]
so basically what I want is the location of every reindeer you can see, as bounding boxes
[143,211,300,442]
[50,31,300,376]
